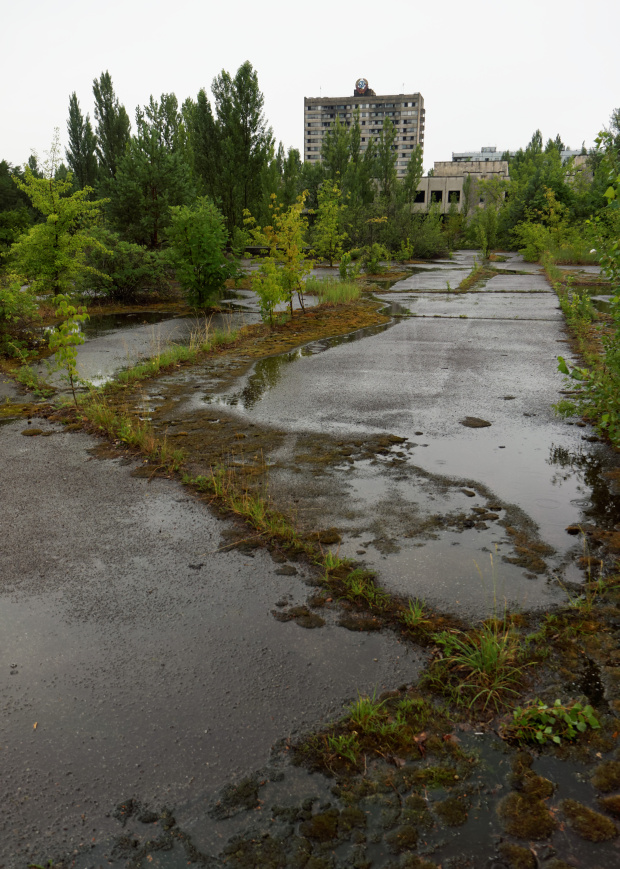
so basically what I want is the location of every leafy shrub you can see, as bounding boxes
[361,242,389,274]
[77,227,170,301]
[167,198,238,308]
[338,251,360,280]
[513,221,552,261]
[506,699,600,745]
[0,273,38,356]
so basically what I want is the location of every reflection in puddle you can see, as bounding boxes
[82,310,180,338]
[203,320,396,410]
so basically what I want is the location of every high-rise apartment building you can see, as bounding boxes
[304,77,425,177]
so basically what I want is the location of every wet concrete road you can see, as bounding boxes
[0,417,421,866]
[170,253,616,614]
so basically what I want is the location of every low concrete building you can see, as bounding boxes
[414,159,509,213]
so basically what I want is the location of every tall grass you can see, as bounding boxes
[304,276,361,305]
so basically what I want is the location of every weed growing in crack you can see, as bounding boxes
[503,699,600,746]
[429,620,530,712]
[402,599,429,630]
[82,394,184,470]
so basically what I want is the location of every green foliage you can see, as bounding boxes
[375,117,398,201]
[210,61,273,231]
[48,295,89,405]
[249,257,284,326]
[432,621,529,711]
[0,273,38,356]
[109,94,194,248]
[557,345,620,444]
[10,132,110,295]
[313,179,347,266]
[304,276,360,304]
[402,599,429,629]
[167,197,236,307]
[338,251,361,280]
[400,145,424,206]
[361,242,389,274]
[92,70,131,184]
[66,92,97,189]
[77,227,170,301]
[245,193,312,323]
[514,221,552,261]
[506,699,599,745]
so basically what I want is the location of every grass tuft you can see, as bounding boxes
[305,276,361,305]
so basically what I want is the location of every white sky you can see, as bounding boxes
[2,0,618,174]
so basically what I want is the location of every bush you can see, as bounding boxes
[77,227,170,301]
[408,209,448,259]
[167,198,238,308]
[361,242,389,274]
[513,221,552,261]
[0,273,38,356]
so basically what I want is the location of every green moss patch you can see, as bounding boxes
[591,759,620,792]
[498,792,557,839]
[561,798,618,841]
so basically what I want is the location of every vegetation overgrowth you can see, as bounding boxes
[1,64,619,380]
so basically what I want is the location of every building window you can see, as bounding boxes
[448,191,460,203]
[431,191,443,203]
[414,190,425,203]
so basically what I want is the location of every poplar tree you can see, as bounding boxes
[66,93,98,189]
[92,71,131,183]
[212,61,273,230]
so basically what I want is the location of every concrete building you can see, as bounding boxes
[452,145,583,164]
[414,146,588,214]
[414,159,509,214]
[304,77,425,177]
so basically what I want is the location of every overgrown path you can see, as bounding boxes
[2,251,620,867]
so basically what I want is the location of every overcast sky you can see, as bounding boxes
[2,0,618,174]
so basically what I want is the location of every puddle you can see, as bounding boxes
[82,310,181,337]
[68,730,620,869]
[201,320,397,411]
[592,296,612,315]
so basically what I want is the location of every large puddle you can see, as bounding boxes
[132,254,619,617]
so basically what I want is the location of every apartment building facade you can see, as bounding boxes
[304,78,425,177]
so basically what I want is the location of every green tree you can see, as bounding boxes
[109,95,194,248]
[48,295,89,405]
[77,227,170,302]
[212,61,273,231]
[245,192,312,321]
[399,145,424,206]
[313,179,347,266]
[0,161,34,261]
[375,118,398,201]
[344,111,376,207]
[167,197,236,308]
[66,93,98,189]
[187,87,220,198]
[92,71,131,184]
[501,129,572,238]
[321,116,350,181]
[10,131,109,295]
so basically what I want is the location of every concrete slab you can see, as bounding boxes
[483,273,551,292]
[0,420,420,865]
[378,291,562,320]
